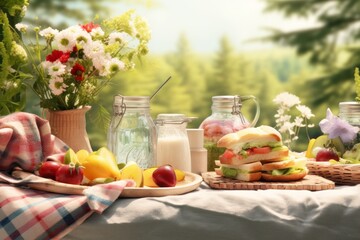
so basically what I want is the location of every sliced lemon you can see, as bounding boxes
[175,169,185,182]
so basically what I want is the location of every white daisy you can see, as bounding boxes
[41,61,52,70]
[108,32,130,44]
[92,55,111,76]
[15,23,28,33]
[105,58,125,74]
[47,61,66,77]
[83,40,105,59]
[49,76,68,95]
[39,27,59,41]
[74,29,92,46]
[90,27,105,38]
[66,25,84,34]
[53,29,76,52]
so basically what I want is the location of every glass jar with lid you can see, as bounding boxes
[199,95,260,171]
[339,101,360,148]
[339,101,360,127]
[155,114,192,172]
[107,95,156,169]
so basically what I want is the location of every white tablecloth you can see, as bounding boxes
[64,182,360,240]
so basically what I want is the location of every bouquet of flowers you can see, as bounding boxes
[22,10,150,111]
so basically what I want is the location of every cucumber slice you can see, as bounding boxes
[332,137,346,155]
[312,134,345,156]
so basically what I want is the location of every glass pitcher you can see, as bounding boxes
[107,95,157,169]
[199,95,260,171]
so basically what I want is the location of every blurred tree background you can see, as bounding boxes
[264,0,360,108]
[21,0,360,151]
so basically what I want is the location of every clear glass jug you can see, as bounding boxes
[199,95,260,171]
[107,95,156,169]
[155,114,192,172]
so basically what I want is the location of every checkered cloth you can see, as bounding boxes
[0,112,68,172]
[0,178,134,240]
[0,112,135,239]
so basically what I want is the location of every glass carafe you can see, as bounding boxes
[199,95,260,171]
[107,95,156,169]
[155,114,192,172]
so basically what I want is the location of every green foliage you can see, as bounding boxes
[0,1,30,115]
[24,0,153,31]
[165,33,207,127]
[24,0,108,28]
[355,67,360,101]
[0,0,28,33]
[208,36,238,96]
[264,0,360,109]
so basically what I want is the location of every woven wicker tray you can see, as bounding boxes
[307,160,360,185]
[202,172,335,191]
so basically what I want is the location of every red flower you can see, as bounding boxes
[81,22,99,33]
[46,50,70,63]
[71,63,85,82]
[58,52,70,63]
[46,50,64,62]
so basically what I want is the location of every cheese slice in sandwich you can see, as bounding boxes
[217,125,289,166]
[215,160,262,182]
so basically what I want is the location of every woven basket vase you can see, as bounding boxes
[45,106,92,153]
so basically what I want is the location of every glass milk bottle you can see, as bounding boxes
[199,95,260,171]
[107,95,156,169]
[155,114,191,172]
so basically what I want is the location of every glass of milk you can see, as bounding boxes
[155,114,191,172]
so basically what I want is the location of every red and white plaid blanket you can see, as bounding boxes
[0,112,68,172]
[0,178,134,240]
[0,112,134,239]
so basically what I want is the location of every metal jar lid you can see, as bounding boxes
[155,113,195,125]
[339,101,360,116]
[113,95,150,108]
[211,95,242,114]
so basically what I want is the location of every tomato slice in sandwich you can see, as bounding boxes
[221,150,235,160]
[248,146,271,155]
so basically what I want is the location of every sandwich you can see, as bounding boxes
[214,125,289,182]
[261,157,308,181]
[217,125,289,166]
[215,160,262,181]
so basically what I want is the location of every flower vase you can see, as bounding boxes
[46,106,92,152]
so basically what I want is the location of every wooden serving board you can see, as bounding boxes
[202,172,335,191]
[11,170,203,198]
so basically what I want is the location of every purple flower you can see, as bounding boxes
[319,108,359,143]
